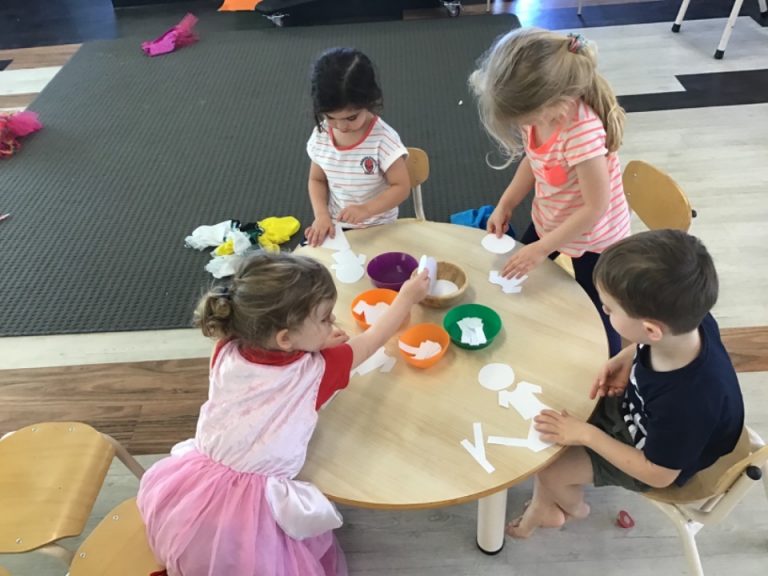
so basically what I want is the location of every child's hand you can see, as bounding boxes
[323,326,349,348]
[338,204,370,225]
[305,215,334,247]
[487,205,511,238]
[590,355,632,399]
[501,242,547,279]
[534,409,592,446]
[398,269,430,305]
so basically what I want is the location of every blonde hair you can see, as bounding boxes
[469,27,625,168]
[194,251,336,348]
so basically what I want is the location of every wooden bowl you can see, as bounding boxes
[422,261,468,309]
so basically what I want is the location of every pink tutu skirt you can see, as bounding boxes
[137,451,347,576]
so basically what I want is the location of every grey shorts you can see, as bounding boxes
[586,397,651,493]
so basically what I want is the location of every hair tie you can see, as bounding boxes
[567,33,589,54]
[214,286,232,300]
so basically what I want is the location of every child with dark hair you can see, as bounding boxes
[137,251,430,575]
[305,47,410,246]
[505,229,744,539]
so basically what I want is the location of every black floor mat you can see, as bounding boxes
[0,13,529,336]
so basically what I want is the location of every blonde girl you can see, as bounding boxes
[470,28,630,356]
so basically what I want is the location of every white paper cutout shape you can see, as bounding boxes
[353,300,390,325]
[331,249,366,284]
[489,270,528,294]
[418,255,438,294]
[460,422,495,474]
[432,279,459,296]
[487,421,554,454]
[481,233,517,254]
[478,363,516,392]
[457,317,486,346]
[320,223,351,251]
[399,339,442,360]
[351,347,396,376]
[497,381,550,420]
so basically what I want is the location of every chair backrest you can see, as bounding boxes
[68,498,163,576]
[0,422,114,552]
[406,147,429,221]
[622,160,694,231]
[406,147,429,188]
[646,427,768,504]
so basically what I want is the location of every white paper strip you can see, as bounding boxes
[460,422,495,474]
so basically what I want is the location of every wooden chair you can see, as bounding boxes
[554,160,695,275]
[406,147,430,222]
[643,427,768,576]
[0,422,145,567]
[672,0,768,59]
[622,160,695,232]
[578,0,768,59]
[68,498,163,576]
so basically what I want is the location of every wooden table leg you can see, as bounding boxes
[476,489,507,554]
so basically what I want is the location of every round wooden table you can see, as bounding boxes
[296,220,607,552]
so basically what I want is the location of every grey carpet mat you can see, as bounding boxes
[0,13,530,336]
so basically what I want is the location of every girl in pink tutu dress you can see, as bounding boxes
[137,251,429,576]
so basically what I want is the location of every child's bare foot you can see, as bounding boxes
[505,503,566,539]
[570,502,591,520]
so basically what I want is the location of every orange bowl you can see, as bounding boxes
[398,323,450,368]
[350,288,398,329]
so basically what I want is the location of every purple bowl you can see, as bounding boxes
[367,252,419,291]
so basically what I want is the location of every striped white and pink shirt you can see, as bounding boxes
[306,116,409,228]
[524,101,630,257]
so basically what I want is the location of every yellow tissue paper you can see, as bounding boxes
[213,237,235,256]
[258,216,300,251]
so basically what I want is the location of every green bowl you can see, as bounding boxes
[443,303,503,350]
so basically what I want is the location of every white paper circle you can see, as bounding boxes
[478,363,516,391]
[431,279,459,296]
[333,264,364,284]
[481,233,517,254]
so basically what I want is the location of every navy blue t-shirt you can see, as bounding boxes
[621,314,744,486]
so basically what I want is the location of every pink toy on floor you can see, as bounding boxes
[0,111,43,158]
[141,13,199,57]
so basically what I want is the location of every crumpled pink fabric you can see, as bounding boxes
[1,111,43,158]
[141,13,199,57]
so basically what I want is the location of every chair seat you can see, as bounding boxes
[646,427,751,504]
[0,422,115,552]
[68,498,163,576]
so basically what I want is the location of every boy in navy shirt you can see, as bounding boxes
[507,229,744,538]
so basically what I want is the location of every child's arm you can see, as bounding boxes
[487,157,536,237]
[306,161,335,247]
[590,344,634,399]
[346,270,430,369]
[535,410,681,488]
[501,155,611,278]
[337,157,410,225]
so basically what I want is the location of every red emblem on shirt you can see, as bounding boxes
[360,156,377,175]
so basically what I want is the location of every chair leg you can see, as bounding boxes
[672,0,691,32]
[759,0,767,17]
[577,0,583,16]
[37,543,75,566]
[413,185,426,222]
[651,501,704,576]
[715,0,745,59]
[103,434,146,479]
